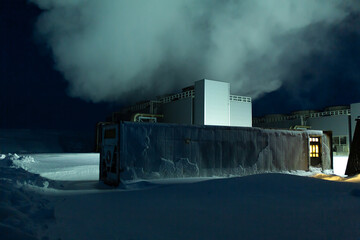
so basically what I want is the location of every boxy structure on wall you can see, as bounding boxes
[230,96,252,127]
[193,79,252,127]
[99,122,331,185]
[253,105,359,156]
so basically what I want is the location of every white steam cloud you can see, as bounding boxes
[31,0,357,103]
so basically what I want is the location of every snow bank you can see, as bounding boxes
[1,154,53,187]
[1,153,360,240]
[49,173,360,240]
[28,153,99,181]
[0,154,55,240]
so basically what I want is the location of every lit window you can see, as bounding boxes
[309,137,321,158]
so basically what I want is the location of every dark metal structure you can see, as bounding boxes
[345,118,360,175]
[99,122,331,186]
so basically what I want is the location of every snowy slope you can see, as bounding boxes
[1,153,360,240]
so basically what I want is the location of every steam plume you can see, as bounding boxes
[30,0,359,103]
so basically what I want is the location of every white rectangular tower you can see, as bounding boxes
[194,79,230,126]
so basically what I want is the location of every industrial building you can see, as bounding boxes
[98,79,335,185]
[253,103,360,156]
[110,79,252,127]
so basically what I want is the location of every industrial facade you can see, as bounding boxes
[253,103,360,156]
[98,79,338,184]
[112,79,252,128]
[105,78,360,158]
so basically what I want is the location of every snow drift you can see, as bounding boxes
[1,153,360,240]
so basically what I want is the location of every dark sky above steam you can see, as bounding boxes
[1,0,360,130]
[30,0,360,103]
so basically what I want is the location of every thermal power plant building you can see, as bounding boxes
[111,79,252,127]
[99,79,334,184]
[253,103,360,156]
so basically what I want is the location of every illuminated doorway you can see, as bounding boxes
[309,136,321,167]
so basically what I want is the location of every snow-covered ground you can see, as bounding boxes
[1,153,360,240]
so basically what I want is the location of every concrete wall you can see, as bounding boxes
[162,98,193,125]
[230,101,252,127]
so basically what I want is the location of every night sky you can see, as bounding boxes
[253,11,360,115]
[2,0,360,132]
[1,0,120,130]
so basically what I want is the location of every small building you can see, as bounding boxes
[110,79,252,127]
[254,103,360,156]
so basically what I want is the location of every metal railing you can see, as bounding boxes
[124,90,252,113]
[125,102,150,112]
[309,109,350,118]
[253,109,351,124]
[159,90,195,104]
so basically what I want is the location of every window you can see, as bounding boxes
[309,137,321,158]
[340,136,347,145]
[332,135,349,154]
[310,145,320,158]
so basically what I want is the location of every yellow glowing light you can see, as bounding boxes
[312,173,360,183]
[309,137,320,158]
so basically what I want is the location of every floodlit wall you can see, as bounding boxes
[194,79,230,126]
[114,122,329,181]
[161,98,193,125]
[308,115,349,136]
[230,101,252,127]
[308,115,350,156]
[255,115,350,136]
